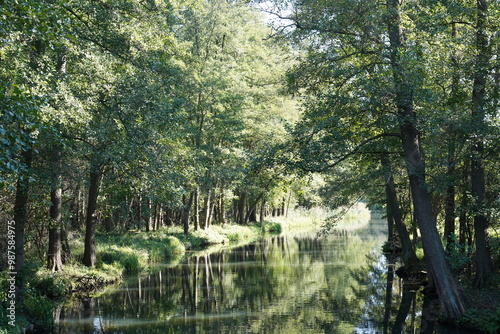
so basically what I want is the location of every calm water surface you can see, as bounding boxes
[55,215,466,333]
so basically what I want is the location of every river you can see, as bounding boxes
[53,213,469,333]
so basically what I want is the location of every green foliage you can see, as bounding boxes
[30,273,68,299]
[23,290,54,329]
[490,234,500,270]
[263,222,283,234]
[457,308,500,334]
[445,233,474,273]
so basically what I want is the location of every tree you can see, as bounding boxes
[262,0,468,318]
[470,0,493,287]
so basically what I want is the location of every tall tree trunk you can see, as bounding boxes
[182,191,194,235]
[146,198,152,232]
[471,0,492,287]
[137,195,142,228]
[238,191,247,225]
[260,198,266,226]
[281,197,286,217]
[13,148,33,279]
[218,192,226,226]
[386,0,465,318]
[202,189,211,229]
[381,154,416,267]
[444,136,456,248]
[14,38,42,297]
[48,145,63,272]
[194,187,200,230]
[82,163,103,267]
[61,227,72,264]
[444,23,460,248]
[207,199,216,229]
[459,160,470,247]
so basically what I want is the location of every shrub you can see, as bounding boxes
[31,273,68,298]
[265,222,282,234]
[23,290,54,328]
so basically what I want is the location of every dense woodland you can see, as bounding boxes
[1,0,499,325]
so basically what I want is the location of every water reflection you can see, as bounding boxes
[55,216,468,334]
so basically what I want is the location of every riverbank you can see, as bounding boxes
[1,206,372,333]
[0,220,290,333]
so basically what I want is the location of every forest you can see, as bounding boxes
[1,0,499,332]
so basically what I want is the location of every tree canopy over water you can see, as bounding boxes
[1,0,499,325]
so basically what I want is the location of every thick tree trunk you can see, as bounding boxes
[208,200,215,229]
[471,0,492,287]
[48,145,63,272]
[386,0,465,318]
[381,154,416,267]
[48,186,63,272]
[401,124,464,318]
[82,164,103,267]
[244,193,264,225]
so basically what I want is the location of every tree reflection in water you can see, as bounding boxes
[54,218,471,334]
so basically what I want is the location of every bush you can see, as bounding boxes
[264,222,282,234]
[30,273,68,298]
[23,290,54,328]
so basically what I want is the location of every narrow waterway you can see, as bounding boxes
[54,213,466,333]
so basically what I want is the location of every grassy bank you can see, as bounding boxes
[37,222,283,294]
[0,221,286,333]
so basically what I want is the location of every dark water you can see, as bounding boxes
[54,214,468,334]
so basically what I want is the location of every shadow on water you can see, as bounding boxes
[52,213,474,334]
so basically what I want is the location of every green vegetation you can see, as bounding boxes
[1,0,499,331]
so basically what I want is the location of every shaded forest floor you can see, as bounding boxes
[453,274,500,333]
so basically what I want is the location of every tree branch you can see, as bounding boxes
[326,133,402,169]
